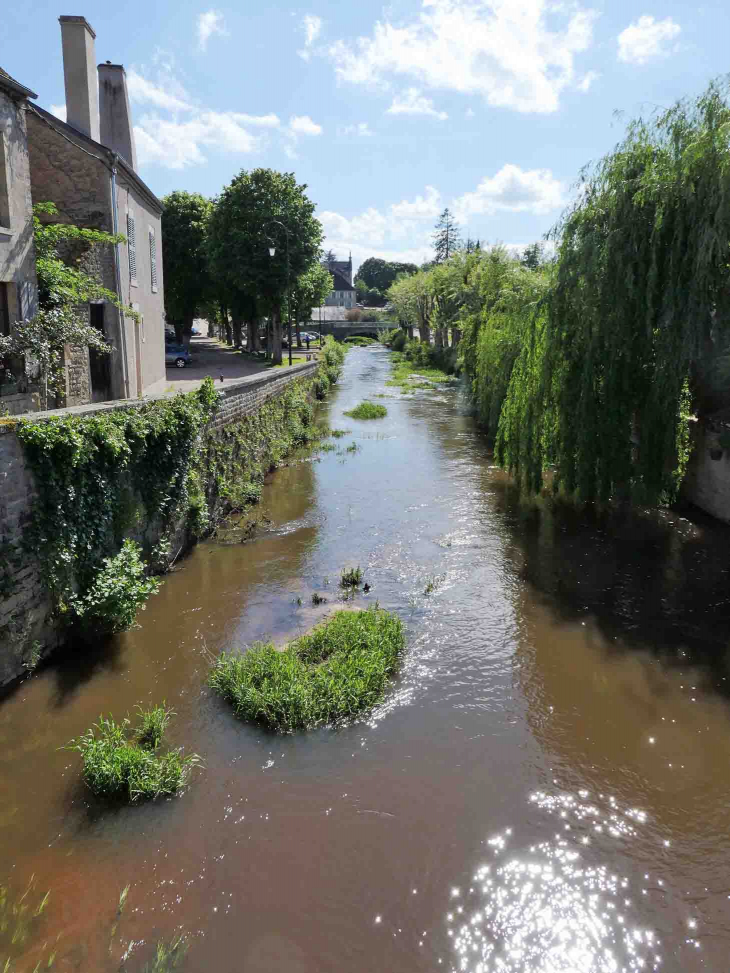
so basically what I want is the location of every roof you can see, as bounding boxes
[0,66,37,101]
[331,269,355,291]
[29,104,162,215]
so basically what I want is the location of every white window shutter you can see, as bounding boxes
[126,213,137,283]
[149,229,158,292]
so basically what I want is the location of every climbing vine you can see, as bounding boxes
[14,341,346,637]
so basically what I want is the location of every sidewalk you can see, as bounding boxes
[154,335,321,397]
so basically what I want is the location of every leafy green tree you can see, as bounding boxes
[287,263,333,345]
[161,191,213,344]
[520,242,544,270]
[208,169,323,364]
[356,257,418,293]
[388,270,433,343]
[433,208,462,263]
[0,202,132,408]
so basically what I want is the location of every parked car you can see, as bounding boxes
[191,326,201,337]
[165,343,191,368]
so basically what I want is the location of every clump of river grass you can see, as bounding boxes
[330,428,351,438]
[209,607,405,730]
[340,566,363,589]
[66,705,201,802]
[343,401,387,420]
[0,877,52,970]
[140,935,188,973]
[386,352,454,393]
[311,592,327,605]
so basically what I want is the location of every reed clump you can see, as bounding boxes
[66,705,201,802]
[343,401,387,420]
[209,607,405,730]
[339,566,363,589]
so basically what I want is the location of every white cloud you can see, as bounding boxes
[320,168,564,271]
[197,10,229,52]
[289,115,323,136]
[298,14,323,61]
[577,70,599,92]
[342,122,374,137]
[387,88,448,120]
[135,112,263,169]
[617,15,680,65]
[453,164,565,221]
[127,70,193,113]
[50,103,66,122]
[328,0,597,114]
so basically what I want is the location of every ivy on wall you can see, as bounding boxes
[14,338,346,637]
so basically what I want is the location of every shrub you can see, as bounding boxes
[343,401,387,420]
[391,330,407,351]
[66,705,201,802]
[68,539,160,634]
[209,607,405,730]
[344,336,376,347]
[345,308,362,322]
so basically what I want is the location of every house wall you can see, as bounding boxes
[115,170,165,397]
[0,90,37,328]
[25,110,165,402]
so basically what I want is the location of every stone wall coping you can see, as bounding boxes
[6,360,320,424]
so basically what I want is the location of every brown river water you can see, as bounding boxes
[2,345,730,972]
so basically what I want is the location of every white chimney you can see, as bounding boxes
[98,63,138,170]
[58,15,99,142]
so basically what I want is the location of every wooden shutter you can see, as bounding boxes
[126,213,137,283]
[149,229,158,292]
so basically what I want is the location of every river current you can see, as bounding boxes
[2,345,730,971]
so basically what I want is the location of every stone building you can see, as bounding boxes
[0,68,40,414]
[322,253,356,309]
[25,15,165,404]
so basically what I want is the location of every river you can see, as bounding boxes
[2,345,730,972]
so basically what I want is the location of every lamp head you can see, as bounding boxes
[268,246,276,257]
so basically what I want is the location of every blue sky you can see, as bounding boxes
[5,0,730,271]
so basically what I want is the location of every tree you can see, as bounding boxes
[324,249,337,265]
[388,270,433,343]
[356,257,418,293]
[161,191,213,344]
[287,263,333,345]
[208,169,323,364]
[0,202,131,408]
[433,208,462,263]
[521,242,544,270]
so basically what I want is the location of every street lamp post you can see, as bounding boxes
[266,219,292,367]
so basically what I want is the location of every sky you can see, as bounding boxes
[4,0,730,273]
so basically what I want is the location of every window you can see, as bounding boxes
[149,228,158,293]
[0,134,10,229]
[0,283,9,336]
[126,212,137,285]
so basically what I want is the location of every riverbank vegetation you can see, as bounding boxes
[66,705,201,802]
[14,340,345,652]
[383,79,730,507]
[343,401,387,420]
[209,607,405,730]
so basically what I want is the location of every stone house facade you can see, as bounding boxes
[25,16,165,404]
[0,68,40,414]
[322,254,356,308]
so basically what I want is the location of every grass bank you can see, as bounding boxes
[209,607,405,730]
[386,351,455,392]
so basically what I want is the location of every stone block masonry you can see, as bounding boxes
[0,361,320,687]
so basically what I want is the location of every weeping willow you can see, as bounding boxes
[498,79,730,504]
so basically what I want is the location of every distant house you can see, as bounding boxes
[25,15,165,405]
[0,68,40,413]
[322,254,355,309]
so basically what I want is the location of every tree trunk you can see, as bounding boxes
[296,320,302,349]
[434,328,444,351]
[452,328,461,346]
[407,325,414,340]
[247,319,260,353]
[272,306,283,365]
[232,317,243,348]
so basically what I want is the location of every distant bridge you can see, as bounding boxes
[308,320,384,341]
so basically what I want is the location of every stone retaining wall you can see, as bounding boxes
[0,361,319,686]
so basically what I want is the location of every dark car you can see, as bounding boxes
[165,343,191,368]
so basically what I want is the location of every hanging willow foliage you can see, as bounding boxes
[498,78,730,504]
